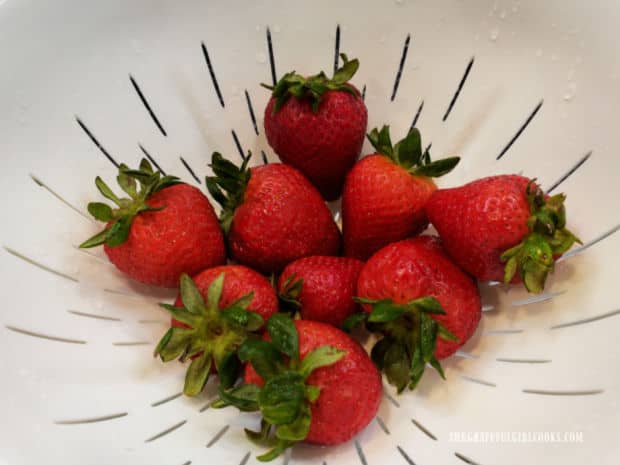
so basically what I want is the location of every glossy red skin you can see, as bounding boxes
[104,184,226,288]
[356,236,481,359]
[244,320,382,446]
[278,256,365,327]
[229,163,341,274]
[171,265,278,330]
[342,154,437,261]
[264,88,367,200]
[426,175,532,282]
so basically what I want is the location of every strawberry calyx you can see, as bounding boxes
[206,151,252,234]
[262,53,361,114]
[212,314,346,462]
[277,273,304,314]
[154,273,265,396]
[344,296,458,393]
[500,180,582,293]
[80,158,181,248]
[367,125,460,178]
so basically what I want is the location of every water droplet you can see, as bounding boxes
[551,53,559,62]
[474,33,480,41]
[231,85,240,97]
[512,2,520,13]
[273,25,281,33]
[379,35,387,44]
[536,49,543,57]
[551,22,557,29]
[256,52,267,64]
[575,55,583,65]
[563,82,577,101]
[255,25,261,32]
[489,28,500,42]
[499,9,507,19]
[395,0,404,4]
[493,1,499,11]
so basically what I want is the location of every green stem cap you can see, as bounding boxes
[213,314,346,461]
[344,296,458,393]
[79,158,181,248]
[366,125,460,177]
[500,180,582,294]
[262,53,361,114]
[206,151,252,235]
[154,273,264,396]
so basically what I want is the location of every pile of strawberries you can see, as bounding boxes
[81,55,580,461]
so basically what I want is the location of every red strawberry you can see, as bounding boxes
[278,256,364,327]
[263,54,367,200]
[172,265,278,322]
[80,159,226,287]
[354,236,481,392]
[342,126,460,261]
[215,316,382,460]
[426,175,581,293]
[207,153,340,274]
[156,270,277,396]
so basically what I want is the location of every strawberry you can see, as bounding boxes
[155,269,277,396]
[79,159,226,287]
[214,315,382,461]
[172,265,278,322]
[426,175,581,293]
[278,256,364,327]
[342,126,460,261]
[352,236,481,392]
[206,152,341,274]
[263,54,367,200]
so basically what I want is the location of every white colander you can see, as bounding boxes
[1,0,619,464]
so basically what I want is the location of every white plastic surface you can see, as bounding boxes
[0,1,619,464]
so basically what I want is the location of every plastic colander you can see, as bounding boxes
[1,1,619,464]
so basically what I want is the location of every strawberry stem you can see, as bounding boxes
[154,273,264,396]
[349,296,457,393]
[500,181,582,293]
[206,152,252,235]
[80,158,181,248]
[263,53,361,114]
[366,125,460,177]
[213,314,346,461]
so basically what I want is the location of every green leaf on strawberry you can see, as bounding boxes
[206,151,252,234]
[213,314,346,462]
[80,158,182,248]
[500,180,582,293]
[353,296,457,393]
[154,273,265,396]
[262,53,361,114]
[366,125,460,178]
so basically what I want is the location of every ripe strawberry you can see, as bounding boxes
[342,126,460,261]
[426,175,581,293]
[263,54,367,200]
[278,256,364,327]
[79,159,226,287]
[172,265,278,322]
[206,152,340,274]
[215,315,382,461]
[155,270,277,396]
[353,236,481,392]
